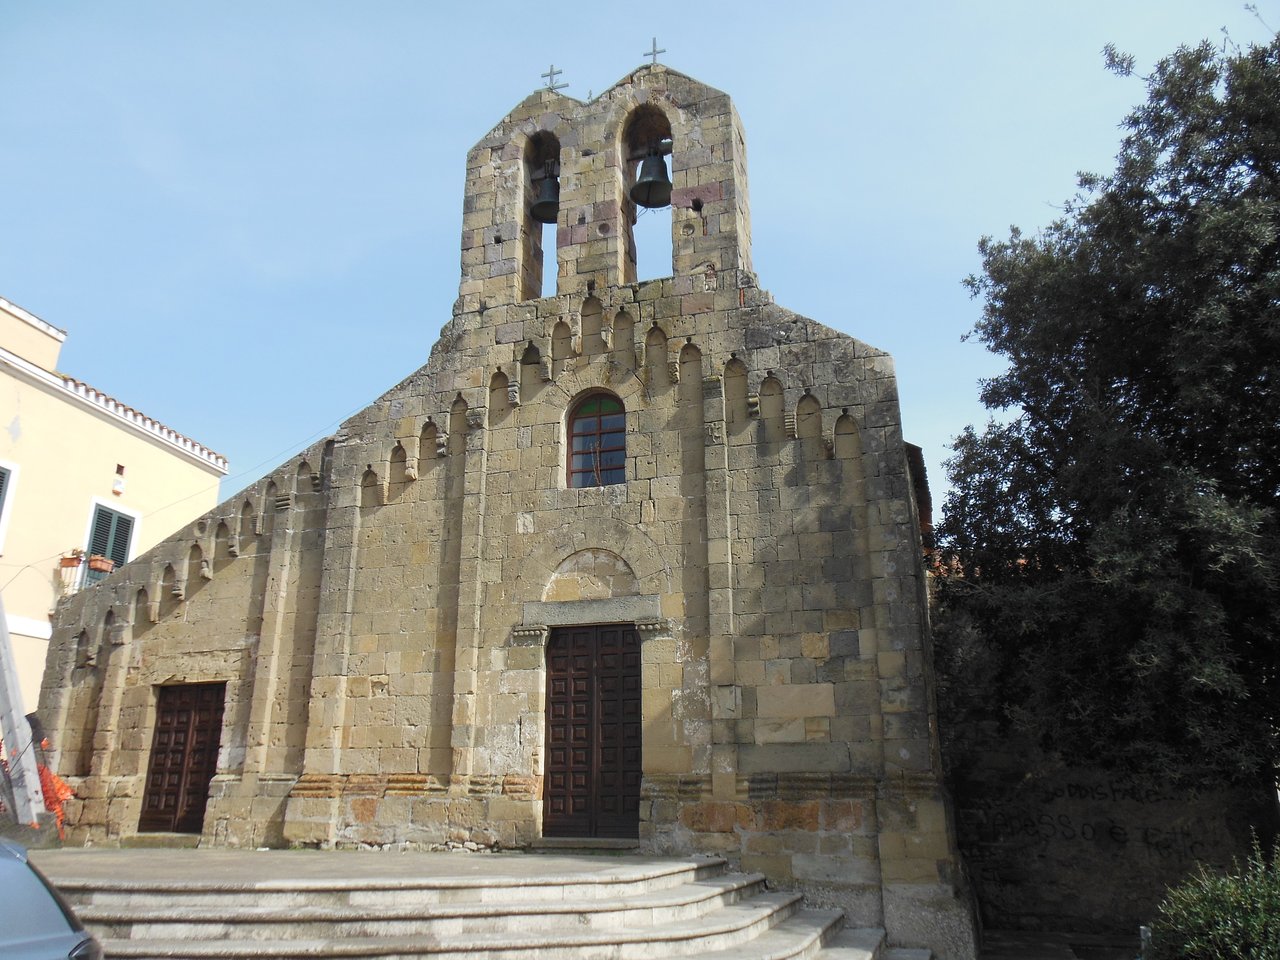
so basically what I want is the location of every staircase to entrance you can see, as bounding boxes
[34,848,932,959]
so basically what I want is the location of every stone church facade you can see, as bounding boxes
[41,65,975,956]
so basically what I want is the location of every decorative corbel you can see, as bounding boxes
[511,625,549,647]
[635,619,672,640]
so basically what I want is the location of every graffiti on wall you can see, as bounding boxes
[953,771,1264,930]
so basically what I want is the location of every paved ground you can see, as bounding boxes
[32,848,1139,959]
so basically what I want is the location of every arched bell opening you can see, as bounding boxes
[620,106,673,284]
[522,131,562,301]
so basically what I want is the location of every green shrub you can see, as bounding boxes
[1148,838,1280,960]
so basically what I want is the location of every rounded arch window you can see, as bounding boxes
[568,393,626,487]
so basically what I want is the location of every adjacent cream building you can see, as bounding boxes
[0,296,227,710]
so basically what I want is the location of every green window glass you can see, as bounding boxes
[568,395,626,487]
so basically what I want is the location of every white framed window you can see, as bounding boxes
[83,499,141,584]
[0,459,16,555]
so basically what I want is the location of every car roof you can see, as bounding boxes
[0,837,30,863]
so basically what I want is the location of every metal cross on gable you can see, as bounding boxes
[643,38,665,66]
[541,64,568,91]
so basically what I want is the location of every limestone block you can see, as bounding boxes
[644,745,693,774]
[804,717,830,741]
[877,650,905,679]
[739,743,851,774]
[754,718,805,744]
[756,683,835,719]
[741,854,794,880]
[793,853,880,885]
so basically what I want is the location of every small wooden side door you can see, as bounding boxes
[139,682,226,833]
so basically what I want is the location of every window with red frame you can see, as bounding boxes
[568,395,626,487]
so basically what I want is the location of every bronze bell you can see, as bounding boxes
[530,171,559,224]
[630,151,671,209]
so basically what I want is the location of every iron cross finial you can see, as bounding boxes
[541,64,568,92]
[644,38,665,66]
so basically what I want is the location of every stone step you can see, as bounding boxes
[695,909,849,960]
[120,832,202,849]
[58,855,726,910]
[882,950,932,960]
[81,872,767,940]
[529,838,642,854]
[816,926,886,959]
[98,891,808,959]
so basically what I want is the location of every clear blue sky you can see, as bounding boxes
[2,1,1272,520]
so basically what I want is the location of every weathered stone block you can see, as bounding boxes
[756,683,835,718]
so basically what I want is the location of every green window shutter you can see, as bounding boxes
[0,467,9,516]
[89,507,113,558]
[108,513,133,567]
[86,505,134,583]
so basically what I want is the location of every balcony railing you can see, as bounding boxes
[57,554,115,597]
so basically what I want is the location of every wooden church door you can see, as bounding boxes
[139,683,225,833]
[543,624,641,838]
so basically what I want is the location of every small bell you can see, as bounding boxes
[630,151,671,209]
[530,162,559,224]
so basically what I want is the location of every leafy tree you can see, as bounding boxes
[1148,837,1280,959]
[935,36,1280,786]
